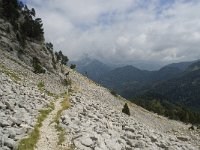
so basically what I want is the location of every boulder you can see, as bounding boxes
[4,137,15,149]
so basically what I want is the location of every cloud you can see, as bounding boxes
[25,0,200,68]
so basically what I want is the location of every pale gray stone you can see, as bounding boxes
[4,138,15,149]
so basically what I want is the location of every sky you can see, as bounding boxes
[24,0,200,69]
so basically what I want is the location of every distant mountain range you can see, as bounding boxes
[72,57,200,113]
[70,56,113,81]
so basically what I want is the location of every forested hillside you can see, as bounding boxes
[99,65,183,98]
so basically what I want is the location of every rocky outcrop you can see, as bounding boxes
[0,18,56,72]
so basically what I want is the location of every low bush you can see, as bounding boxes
[70,64,76,69]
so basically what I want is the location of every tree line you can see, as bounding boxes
[133,92,200,125]
[0,0,44,43]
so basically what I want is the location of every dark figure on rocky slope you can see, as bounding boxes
[122,103,130,116]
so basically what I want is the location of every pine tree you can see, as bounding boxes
[122,103,130,116]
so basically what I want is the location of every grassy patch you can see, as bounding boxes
[37,81,45,92]
[17,102,54,150]
[37,81,61,99]
[0,63,21,82]
[55,125,66,145]
[54,95,70,145]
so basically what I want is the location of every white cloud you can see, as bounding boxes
[25,0,200,68]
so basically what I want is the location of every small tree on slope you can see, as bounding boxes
[122,103,130,116]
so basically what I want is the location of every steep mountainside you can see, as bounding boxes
[60,66,200,150]
[0,0,58,73]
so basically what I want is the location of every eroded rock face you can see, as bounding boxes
[61,69,200,150]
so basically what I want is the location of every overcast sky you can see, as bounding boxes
[24,0,200,69]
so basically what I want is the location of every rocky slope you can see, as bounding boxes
[0,49,68,150]
[60,67,200,150]
[0,48,200,150]
[0,18,56,72]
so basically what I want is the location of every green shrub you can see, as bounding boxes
[70,64,76,69]
[37,81,45,91]
[122,103,130,116]
[55,51,69,65]
[32,57,45,74]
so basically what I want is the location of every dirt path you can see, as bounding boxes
[35,99,62,150]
